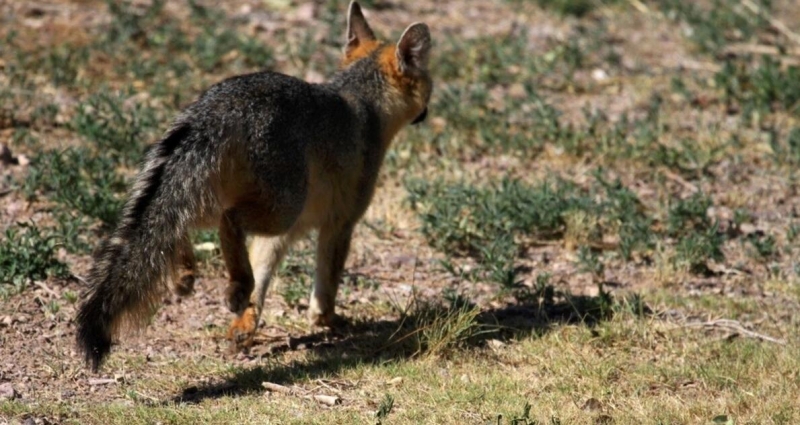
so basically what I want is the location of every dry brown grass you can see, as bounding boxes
[1,0,799,423]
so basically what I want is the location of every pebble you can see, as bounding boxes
[0,382,17,400]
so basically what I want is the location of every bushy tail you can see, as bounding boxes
[76,123,216,371]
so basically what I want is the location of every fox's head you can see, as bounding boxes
[332,1,432,144]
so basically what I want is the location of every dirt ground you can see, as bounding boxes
[1,0,799,424]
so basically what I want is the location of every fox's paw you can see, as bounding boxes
[308,308,343,329]
[308,296,345,328]
[173,272,195,297]
[227,306,258,350]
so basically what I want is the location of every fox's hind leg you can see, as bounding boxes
[227,231,300,348]
[220,210,256,316]
[173,233,196,296]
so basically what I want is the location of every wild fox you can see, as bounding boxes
[76,1,432,371]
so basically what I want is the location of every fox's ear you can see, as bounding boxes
[346,1,376,55]
[396,23,431,74]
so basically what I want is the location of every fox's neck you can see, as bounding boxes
[321,82,399,156]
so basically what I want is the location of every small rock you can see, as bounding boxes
[508,83,528,99]
[16,154,29,167]
[708,206,733,222]
[387,377,403,385]
[487,339,506,349]
[1,316,12,327]
[591,68,609,81]
[0,382,17,400]
[430,116,447,134]
[16,315,28,324]
[584,285,601,297]
[739,223,757,235]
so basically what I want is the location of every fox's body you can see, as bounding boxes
[76,2,432,371]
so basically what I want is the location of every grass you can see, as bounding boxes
[0,222,69,290]
[1,0,800,423]
[3,300,797,423]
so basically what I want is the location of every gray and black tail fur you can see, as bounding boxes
[76,120,216,371]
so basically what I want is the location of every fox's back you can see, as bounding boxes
[189,72,360,148]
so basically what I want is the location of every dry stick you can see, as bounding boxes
[33,281,60,299]
[740,0,800,46]
[261,382,293,394]
[311,394,342,406]
[87,378,117,386]
[723,43,800,58]
[628,0,650,13]
[660,168,699,193]
[262,382,341,406]
[685,319,787,345]
[315,379,343,394]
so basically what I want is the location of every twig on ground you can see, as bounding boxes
[739,0,800,46]
[34,281,60,299]
[262,381,342,406]
[261,382,293,394]
[87,378,117,386]
[314,379,342,394]
[723,43,800,58]
[628,0,650,13]
[660,168,699,193]
[684,319,787,345]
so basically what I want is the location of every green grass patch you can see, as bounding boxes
[0,222,69,289]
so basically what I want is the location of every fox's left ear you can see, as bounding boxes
[346,1,376,55]
[396,23,431,74]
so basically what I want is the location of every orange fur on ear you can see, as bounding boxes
[342,39,382,67]
[378,45,404,83]
[343,1,379,66]
[378,45,425,94]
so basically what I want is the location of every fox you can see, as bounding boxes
[75,1,432,372]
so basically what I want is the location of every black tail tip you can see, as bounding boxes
[85,341,111,373]
[76,313,112,372]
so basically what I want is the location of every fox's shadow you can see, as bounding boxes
[166,288,648,405]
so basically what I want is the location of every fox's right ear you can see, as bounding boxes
[345,1,376,55]
[396,22,431,74]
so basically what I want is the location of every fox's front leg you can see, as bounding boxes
[227,233,296,348]
[308,222,355,327]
